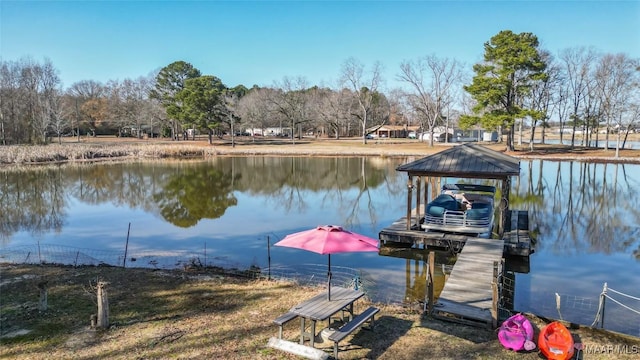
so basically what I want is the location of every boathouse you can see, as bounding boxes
[399,143,519,235]
[380,143,529,328]
[379,143,530,255]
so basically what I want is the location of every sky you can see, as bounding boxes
[1,1,639,91]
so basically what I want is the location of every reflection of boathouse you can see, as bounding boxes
[379,143,531,328]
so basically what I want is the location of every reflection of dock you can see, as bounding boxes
[378,245,453,305]
[432,237,504,328]
[502,210,532,256]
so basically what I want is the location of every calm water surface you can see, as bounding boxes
[1,157,638,336]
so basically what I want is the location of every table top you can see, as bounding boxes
[290,286,364,321]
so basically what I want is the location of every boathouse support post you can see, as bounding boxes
[406,176,413,230]
[416,177,422,228]
[426,251,435,315]
[491,260,500,329]
[499,178,511,237]
[423,177,429,215]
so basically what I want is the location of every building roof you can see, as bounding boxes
[396,143,520,180]
[366,125,420,132]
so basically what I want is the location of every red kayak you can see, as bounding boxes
[538,321,575,360]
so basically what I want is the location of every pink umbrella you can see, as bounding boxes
[275,225,379,300]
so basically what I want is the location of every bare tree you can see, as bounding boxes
[47,89,72,143]
[595,53,639,157]
[269,76,310,144]
[559,47,599,148]
[219,86,249,147]
[398,54,462,146]
[552,74,570,145]
[340,57,384,144]
[124,76,154,138]
[1,58,60,144]
[68,79,106,140]
[0,60,25,144]
[524,51,558,150]
[310,86,356,138]
[237,87,272,141]
[1,57,63,144]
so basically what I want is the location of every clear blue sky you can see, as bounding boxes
[1,1,639,90]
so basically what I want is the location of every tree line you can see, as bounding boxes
[1,30,638,151]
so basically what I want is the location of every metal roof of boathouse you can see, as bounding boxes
[396,143,520,179]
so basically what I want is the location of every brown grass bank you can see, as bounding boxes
[1,264,638,359]
[2,136,640,166]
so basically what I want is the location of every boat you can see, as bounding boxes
[422,184,496,237]
[498,313,536,351]
[538,321,575,360]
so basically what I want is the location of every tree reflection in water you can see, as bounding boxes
[511,160,640,256]
[153,164,239,227]
[1,157,639,335]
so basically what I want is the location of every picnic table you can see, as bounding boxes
[289,286,364,347]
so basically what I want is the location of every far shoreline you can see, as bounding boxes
[2,135,640,166]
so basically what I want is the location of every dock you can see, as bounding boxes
[379,209,531,256]
[379,214,468,252]
[431,237,505,328]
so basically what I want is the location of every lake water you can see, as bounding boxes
[1,157,638,337]
[530,139,640,149]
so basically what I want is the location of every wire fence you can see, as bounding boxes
[498,270,640,338]
[7,244,636,336]
[0,244,375,296]
[0,244,245,270]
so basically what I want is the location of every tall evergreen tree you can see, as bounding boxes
[176,75,227,144]
[150,61,201,139]
[461,30,548,150]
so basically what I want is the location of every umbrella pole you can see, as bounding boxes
[328,254,331,300]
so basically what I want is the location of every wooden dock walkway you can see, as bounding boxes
[431,237,505,328]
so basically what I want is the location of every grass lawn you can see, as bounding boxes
[1,264,638,359]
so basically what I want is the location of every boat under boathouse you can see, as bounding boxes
[379,143,532,256]
[379,143,532,328]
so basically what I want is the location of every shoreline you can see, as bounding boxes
[2,136,640,166]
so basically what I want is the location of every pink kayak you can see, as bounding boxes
[498,313,536,351]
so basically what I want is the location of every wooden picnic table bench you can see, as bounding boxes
[328,306,380,359]
[273,311,298,339]
[290,286,365,348]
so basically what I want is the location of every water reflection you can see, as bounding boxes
[378,244,455,304]
[0,157,638,336]
[512,161,640,256]
[0,157,403,243]
[0,167,67,242]
[153,163,239,227]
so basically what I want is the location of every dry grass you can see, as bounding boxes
[2,135,640,166]
[1,264,638,359]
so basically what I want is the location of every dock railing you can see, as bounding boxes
[423,211,493,233]
[591,282,640,331]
